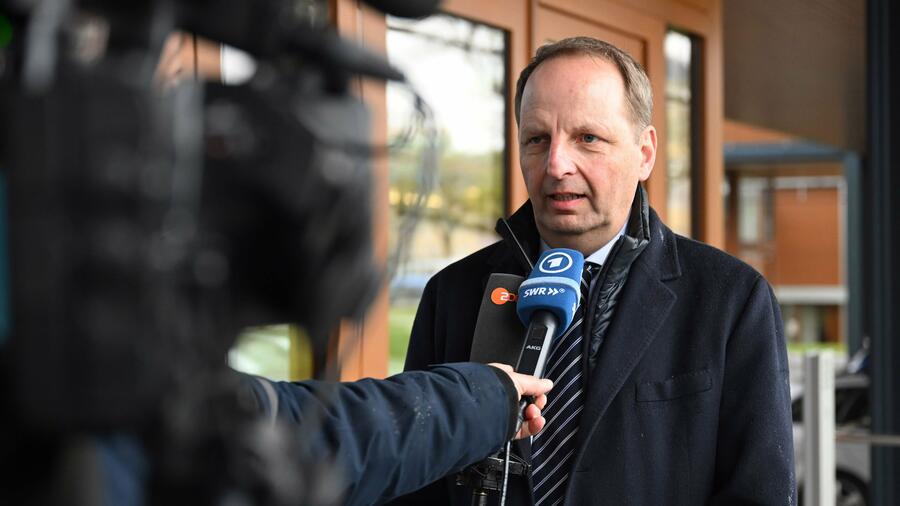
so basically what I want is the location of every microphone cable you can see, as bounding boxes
[500,441,512,506]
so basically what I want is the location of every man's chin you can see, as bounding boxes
[537,215,601,237]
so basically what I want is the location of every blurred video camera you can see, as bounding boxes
[0,0,437,504]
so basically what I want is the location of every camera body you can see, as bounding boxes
[0,0,411,503]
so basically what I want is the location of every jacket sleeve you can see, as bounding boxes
[710,276,797,505]
[246,362,518,506]
[385,275,458,505]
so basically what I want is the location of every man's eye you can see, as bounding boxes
[582,134,600,143]
[525,136,545,145]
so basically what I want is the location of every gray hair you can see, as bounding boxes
[514,36,653,134]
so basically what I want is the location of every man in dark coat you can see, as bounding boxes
[390,37,795,505]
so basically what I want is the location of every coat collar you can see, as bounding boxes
[491,185,681,281]
[491,200,540,274]
[640,207,681,282]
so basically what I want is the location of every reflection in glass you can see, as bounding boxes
[738,177,768,244]
[665,31,695,237]
[228,325,313,381]
[387,15,508,373]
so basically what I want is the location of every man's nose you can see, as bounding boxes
[546,139,577,179]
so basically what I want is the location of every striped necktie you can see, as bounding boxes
[531,261,599,506]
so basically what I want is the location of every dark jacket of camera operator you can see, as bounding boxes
[247,361,523,506]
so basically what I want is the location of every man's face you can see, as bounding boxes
[518,54,656,253]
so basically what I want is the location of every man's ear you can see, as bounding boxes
[638,125,657,181]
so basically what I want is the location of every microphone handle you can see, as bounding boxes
[513,310,559,432]
[514,310,559,378]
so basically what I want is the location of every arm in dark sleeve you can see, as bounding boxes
[386,275,457,505]
[710,276,797,505]
[245,362,518,506]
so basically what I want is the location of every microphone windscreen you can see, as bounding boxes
[361,0,443,18]
[516,248,584,333]
[469,273,525,365]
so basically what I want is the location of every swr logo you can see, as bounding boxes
[491,287,518,305]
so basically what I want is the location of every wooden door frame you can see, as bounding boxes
[331,0,391,380]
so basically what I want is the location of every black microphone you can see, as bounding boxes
[469,273,526,367]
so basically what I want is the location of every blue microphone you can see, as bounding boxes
[514,248,585,379]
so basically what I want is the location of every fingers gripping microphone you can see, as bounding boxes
[515,248,584,377]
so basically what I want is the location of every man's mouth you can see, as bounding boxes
[549,193,584,201]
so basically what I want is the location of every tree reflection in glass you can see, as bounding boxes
[386,14,508,372]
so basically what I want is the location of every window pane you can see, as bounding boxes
[738,177,767,244]
[229,325,313,381]
[229,325,291,380]
[665,31,695,237]
[386,15,508,373]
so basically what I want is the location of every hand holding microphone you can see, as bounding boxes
[487,363,552,439]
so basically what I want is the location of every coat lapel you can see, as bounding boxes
[570,213,680,470]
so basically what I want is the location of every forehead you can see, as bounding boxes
[520,54,628,122]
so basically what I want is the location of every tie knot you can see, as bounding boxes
[580,262,599,298]
[583,261,600,281]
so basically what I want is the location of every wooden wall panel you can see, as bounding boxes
[724,119,796,144]
[771,187,841,286]
[697,0,724,247]
[534,6,646,59]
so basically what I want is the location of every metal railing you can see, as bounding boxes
[803,351,900,506]
[804,352,835,506]
[835,431,900,447]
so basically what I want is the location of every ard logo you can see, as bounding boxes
[490,287,518,305]
[539,251,573,274]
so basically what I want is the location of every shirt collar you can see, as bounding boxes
[539,221,628,267]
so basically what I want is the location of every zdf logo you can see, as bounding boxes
[491,287,518,305]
